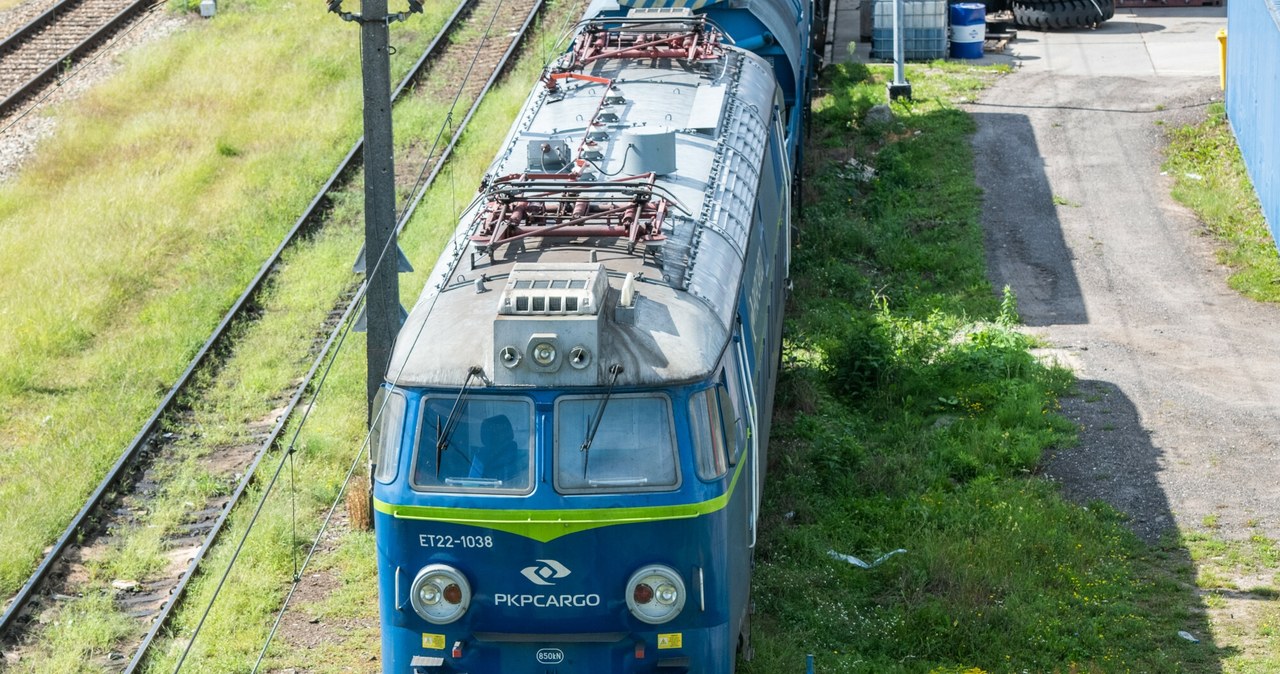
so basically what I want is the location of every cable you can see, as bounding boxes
[250,381,374,673]
[211,0,531,667]
[582,142,634,177]
[170,290,364,673]
[394,0,509,230]
[186,0,578,666]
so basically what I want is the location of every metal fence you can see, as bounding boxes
[1226,1,1280,242]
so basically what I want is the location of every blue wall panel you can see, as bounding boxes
[1226,1,1280,244]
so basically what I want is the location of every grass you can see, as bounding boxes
[1179,530,1280,672]
[1,0,586,666]
[5,16,1273,672]
[1164,102,1280,302]
[0,0,455,598]
[737,62,1222,673]
[125,1,588,670]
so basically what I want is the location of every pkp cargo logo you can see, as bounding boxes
[521,559,571,586]
[535,648,565,664]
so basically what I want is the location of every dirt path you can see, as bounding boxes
[970,12,1280,548]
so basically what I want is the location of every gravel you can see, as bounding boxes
[0,0,62,38]
[972,69,1280,546]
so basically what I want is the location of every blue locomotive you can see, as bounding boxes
[368,0,812,670]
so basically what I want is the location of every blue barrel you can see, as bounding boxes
[949,2,986,59]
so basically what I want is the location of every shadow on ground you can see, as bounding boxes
[1046,379,1227,670]
[973,111,1087,326]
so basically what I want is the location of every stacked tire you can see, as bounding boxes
[1011,0,1115,29]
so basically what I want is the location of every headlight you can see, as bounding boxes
[532,341,557,366]
[410,564,471,624]
[625,565,685,624]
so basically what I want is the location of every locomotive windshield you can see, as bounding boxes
[554,393,679,493]
[411,395,533,492]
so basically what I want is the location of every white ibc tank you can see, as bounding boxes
[870,0,948,61]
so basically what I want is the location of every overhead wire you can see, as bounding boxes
[394,0,509,231]
[173,0,530,668]
[174,0,585,666]
[170,289,364,672]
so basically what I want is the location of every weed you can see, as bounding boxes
[741,64,1218,674]
[0,0,458,600]
[1164,102,1280,302]
[134,2,589,670]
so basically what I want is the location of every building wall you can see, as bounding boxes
[1226,1,1280,242]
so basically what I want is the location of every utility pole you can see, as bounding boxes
[887,0,912,100]
[330,0,420,420]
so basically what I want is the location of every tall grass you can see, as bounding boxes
[131,2,586,670]
[739,63,1219,673]
[0,0,454,595]
[1164,102,1280,302]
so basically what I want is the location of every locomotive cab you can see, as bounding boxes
[370,4,797,670]
[371,352,757,672]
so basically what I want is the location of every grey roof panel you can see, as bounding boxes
[387,45,779,390]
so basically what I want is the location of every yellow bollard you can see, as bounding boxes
[1217,28,1227,91]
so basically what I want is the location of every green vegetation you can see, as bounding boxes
[130,2,587,671]
[6,7,1275,670]
[2,0,585,665]
[0,0,453,597]
[1165,102,1280,302]
[1179,529,1280,672]
[738,63,1219,673]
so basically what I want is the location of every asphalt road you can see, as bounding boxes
[969,8,1280,545]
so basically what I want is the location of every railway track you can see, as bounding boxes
[0,0,156,118]
[0,0,545,666]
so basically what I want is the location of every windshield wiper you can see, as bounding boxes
[435,367,483,477]
[581,364,623,477]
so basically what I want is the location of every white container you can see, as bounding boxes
[870,0,948,61]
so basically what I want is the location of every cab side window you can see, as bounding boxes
[370,387,407,484]
[690,387,729,480]
[720,357,747,465]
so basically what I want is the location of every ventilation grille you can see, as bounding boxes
[498,263,609,316]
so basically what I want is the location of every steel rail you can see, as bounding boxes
[122,290,361,674]
[0,0,85,54]
[142,0,549,667]
[0,0,477,638]
[397,0,546,234]
[0,0,155,117]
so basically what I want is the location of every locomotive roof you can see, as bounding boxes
[388,20,779,390]
[591,0,809,103]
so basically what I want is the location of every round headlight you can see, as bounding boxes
[625,565,685,624]
[500,345,522,368]
[410,564,471,624]
[532,342,557,366]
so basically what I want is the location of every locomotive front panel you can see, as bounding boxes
[375,514,744,672]
[373,384,752,673]
[369,2,797,669]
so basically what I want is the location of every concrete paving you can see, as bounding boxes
[825,0,1225,79]
[830,2,1280,548]
[957,5,1280,550]
[1008,7,1225,77]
